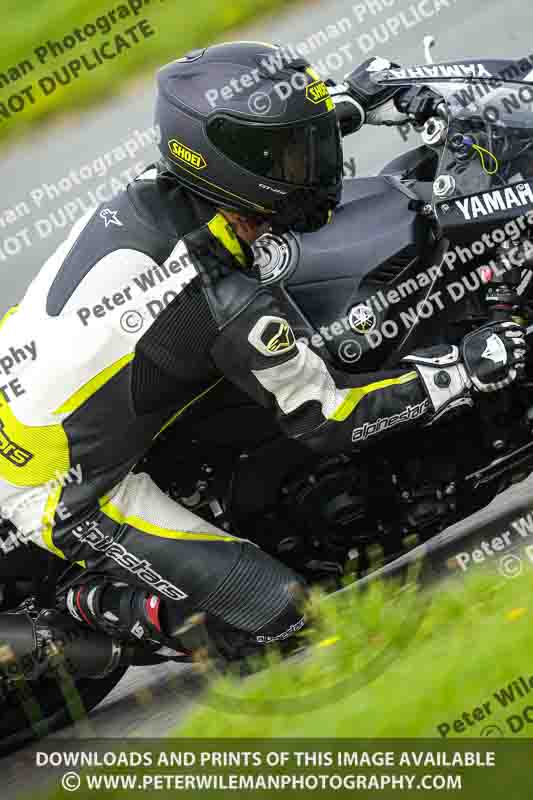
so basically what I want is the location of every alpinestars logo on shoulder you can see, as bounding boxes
[248,315,297,358]
[265,320,296,354]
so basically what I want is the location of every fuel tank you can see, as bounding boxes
[254,176,430,369]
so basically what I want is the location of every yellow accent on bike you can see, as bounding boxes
[330,372,418,422]
[472,144,499,175]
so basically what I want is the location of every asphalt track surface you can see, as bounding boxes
[2,0,533,795]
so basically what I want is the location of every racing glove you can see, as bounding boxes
[335,57,408,133]
[461,321,527,392]
[403,321,527,424]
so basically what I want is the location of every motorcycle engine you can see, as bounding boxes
[159,423,483,586]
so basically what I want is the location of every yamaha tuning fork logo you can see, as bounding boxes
[348,303,377,335]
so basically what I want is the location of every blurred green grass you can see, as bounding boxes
[176,569,533,738]
[0,0,301,146]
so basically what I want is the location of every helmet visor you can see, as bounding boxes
[207,113,342,190]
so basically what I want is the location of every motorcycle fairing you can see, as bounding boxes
[435,178,533,241]
[285,177,425,348]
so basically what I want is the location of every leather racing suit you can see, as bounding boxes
[0,166,475,648]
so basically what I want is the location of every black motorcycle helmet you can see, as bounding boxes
[155,41,343,234]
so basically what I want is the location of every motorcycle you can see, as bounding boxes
[3,45,533,751]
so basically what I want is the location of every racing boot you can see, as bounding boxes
[65,579,192,656]
[67,577,307,672]
[201,581,309,676]
[0,601,122,686]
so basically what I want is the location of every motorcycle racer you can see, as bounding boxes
[0,44,526,680]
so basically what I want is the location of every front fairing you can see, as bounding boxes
[372,62,533,233]
[431,82,533,228]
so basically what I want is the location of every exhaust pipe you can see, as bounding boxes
[0,610,122,682]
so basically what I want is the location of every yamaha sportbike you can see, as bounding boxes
[3,50,533,749]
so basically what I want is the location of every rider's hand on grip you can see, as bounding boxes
[461,321,527,392]
[342,57,407,126]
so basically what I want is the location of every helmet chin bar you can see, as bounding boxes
[270,187,338,235]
